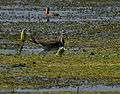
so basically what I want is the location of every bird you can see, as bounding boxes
[31,33,65,51]
[44,7,60,22]
[45,7,60,17]
[17,28,65,55]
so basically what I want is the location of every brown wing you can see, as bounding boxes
[39,40,61,49]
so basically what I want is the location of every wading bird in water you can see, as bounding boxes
[31,33,65,51]
[45,7,60,22]
[18,29,65,56]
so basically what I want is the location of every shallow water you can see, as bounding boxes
[0,5,120,94]
[16,85,120,92]
[0,30,120,55]
[0,6,120,23]
[0,85,119,93]
[0,48,44,55]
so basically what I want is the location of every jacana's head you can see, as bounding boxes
[45,7,50,14]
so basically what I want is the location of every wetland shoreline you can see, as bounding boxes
[0,2,120,93]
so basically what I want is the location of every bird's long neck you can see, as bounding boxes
[45,7,49,14]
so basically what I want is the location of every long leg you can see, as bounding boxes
[17,41,24,55]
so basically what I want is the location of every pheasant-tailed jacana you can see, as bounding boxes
[31,33,65,51]
[45,7,60,17]
[45,7,60,22]
[18,29,65,54]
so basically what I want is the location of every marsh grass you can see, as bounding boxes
[0,22,120,44]
[0,21,120,89]
[0,50,120,88]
